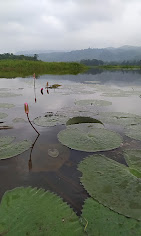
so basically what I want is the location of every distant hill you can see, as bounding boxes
[16,46,141,62]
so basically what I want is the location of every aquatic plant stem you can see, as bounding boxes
[27,113,40,135]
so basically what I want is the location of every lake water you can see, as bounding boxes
[0,69,141,215]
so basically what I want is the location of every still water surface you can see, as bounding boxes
[0,69,141,214]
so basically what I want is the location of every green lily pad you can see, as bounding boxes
[125,124,141,141]
[58,123,122,152]
[0,103,15,109]
[75,99,112,106]
[0,140,32,160]
[66,116,104,126]
[98,112,141,126]
[78,154,141,221]
[33,113,67,127]
[82,198,141,236]
[12,118,27,123]
[124,150,141,178]
[0,112,8,119]
[0,92,22,97]
[0,187,84,236]
[0,136,15,148]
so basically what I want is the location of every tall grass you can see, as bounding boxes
[0,60,87,78]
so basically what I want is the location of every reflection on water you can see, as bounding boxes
[0,69,141,214]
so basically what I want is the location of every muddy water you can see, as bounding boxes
[0,69,141,215]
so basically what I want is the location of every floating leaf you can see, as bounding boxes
[124,150,141,178]
[0,136,15,148]
[0,92,22,97]
[58,123,122,152]
[33,113,67,127]
[48,148,59,158]
[125,124,141,141]
[0,103,15,109]
[0,187,84,236]
[78,154,141,220]
[0,112,8,119]
[82,198,141,236]
[0,140,32,160]
[12,118,27,123]
[75,99,112,106]
[98,112,141,126]
[66,116,104,126]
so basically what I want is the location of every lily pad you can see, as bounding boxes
[66,116,104,126]
[82,198,141,236]
[0,187,84,236]
[0,103,15,109]
[58,123,122,152]
[124,150,141,178]
[78,154,141,221]
[125,124,141,141]
[12,118,27,123]
[75,99,112,106]
[48,148,59,158]
[0,92,22,97]
[98,112,141,126]
[0,112,8,119]
[0,140,32,160]
[0,136,15,148]
[33,113,67,127]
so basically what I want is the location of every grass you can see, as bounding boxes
[0,59,87,78]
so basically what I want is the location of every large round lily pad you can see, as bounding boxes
[78,154,141,220]
[0,187,84,236]
[82,198,141,236]
[0,139,32,160]
[75,99,112,106]
[124,150,141,178]
[98,112,141,126]
[125,124,141,141]
[58,123,122,152]
[0,103,15,109]
[33,113,67,127]
[0,112,8,119]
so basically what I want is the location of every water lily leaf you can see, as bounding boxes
[82,198,141,236]
[0,136,15,148]
[58,123,122,152]
[0,92,22,97]
[66,116,104,126]
[0,187,84,236]
[98,112,141,126]
[33,113,67,127]
[0,103,15,109]
[48,148,59,158]
[78,154,141,221]
[12,118,27,123]
[0,112,8,119]
[75,99,112,106]
[125,124,141,141]
[124,150,141,178]
[0,140,32,160]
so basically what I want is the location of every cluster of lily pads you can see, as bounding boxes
[1,89,141,234]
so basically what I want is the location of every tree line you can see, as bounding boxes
[80,59,141,66]
[0,53,38,61]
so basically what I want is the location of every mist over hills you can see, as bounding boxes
[16,46,141,62]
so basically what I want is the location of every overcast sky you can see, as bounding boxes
[0,0,141,53]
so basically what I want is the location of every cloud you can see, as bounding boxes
[0,0,141,52]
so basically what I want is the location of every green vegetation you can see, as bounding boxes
[0,59,87,78]
[0,187,84,236]
[78,154,141,221]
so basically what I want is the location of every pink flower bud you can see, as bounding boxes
[24,103,29,114]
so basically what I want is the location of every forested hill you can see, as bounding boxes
[25,46,141,62]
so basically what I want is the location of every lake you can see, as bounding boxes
[0,69,141,215]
